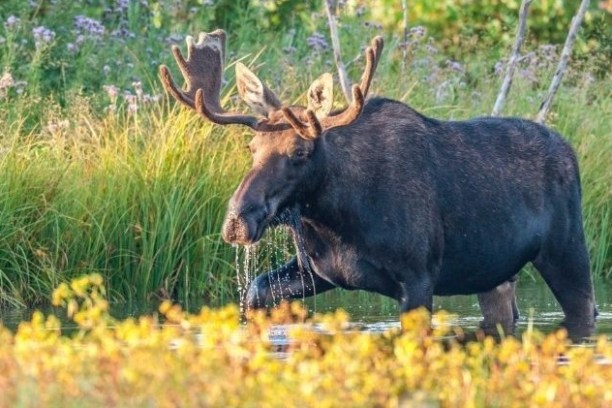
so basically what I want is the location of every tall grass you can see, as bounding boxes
[0,1,610,306]
[0,97,250,306]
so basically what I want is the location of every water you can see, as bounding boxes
[298,280,612,337]
[235,243,256,316]
[228,233,612,339]
[0,230,610,337]
[1,279,610,338]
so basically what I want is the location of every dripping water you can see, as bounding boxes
[266,229,278,306]
[233,245,243,316]
[234,242,258,318]
[269,227,290,307]
[232,206,318,317]
[284,207,318,311]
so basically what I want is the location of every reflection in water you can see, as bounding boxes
[1,280,611,338]
[301,279,612,338]
[257,280,612,356]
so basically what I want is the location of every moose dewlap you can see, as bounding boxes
[160,29,596,340]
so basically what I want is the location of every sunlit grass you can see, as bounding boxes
[0,99,249,306]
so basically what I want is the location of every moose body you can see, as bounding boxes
[161,30,596,338]
[243,98,594,335]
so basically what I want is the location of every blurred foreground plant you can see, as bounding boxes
[0,275,611,407]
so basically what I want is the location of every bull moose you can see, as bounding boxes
[160,30,596,338]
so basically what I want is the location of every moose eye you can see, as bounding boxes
[292,148,307,160]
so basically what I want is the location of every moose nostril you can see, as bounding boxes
[239,204,268,221]
[241,204,257,215]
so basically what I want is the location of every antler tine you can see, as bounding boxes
[359,36,384,98]
[319,85,364,129]
[282,108,320,139]
[195,89,260,128]
[160,30,225,109]
[311,36,380,131]
[285,36,379,136]
[160,64,194,108]
[305,110,323,137]
[160,29,285,131]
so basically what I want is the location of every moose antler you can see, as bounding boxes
[159,30,290,132]
[287,35,384,139]
[359,36,384,98]
[160,30,383,139]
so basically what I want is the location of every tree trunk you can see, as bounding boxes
[492,0,532,117]
[535,0,590,123]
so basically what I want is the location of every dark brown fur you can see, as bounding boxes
[225,98,596,340]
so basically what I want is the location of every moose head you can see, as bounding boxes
[160,30,383,246]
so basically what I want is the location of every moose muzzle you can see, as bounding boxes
[221,205,269,245]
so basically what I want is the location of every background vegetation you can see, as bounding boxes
[0,0,610,307]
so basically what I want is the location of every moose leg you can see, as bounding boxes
[245,257,336,309]
[533,238,596,340]
[398,277,434,314]
[477,277,519,336]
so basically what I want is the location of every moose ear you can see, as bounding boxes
[307,73,334,119]
[235,62,282,117]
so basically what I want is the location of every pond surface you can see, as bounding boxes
[1,278,611,338]
[304,279,612,338]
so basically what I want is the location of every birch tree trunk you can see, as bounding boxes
[324,0,352,103]
[535,0,590,123]
[491,0,532,117]
[401,0,409,72]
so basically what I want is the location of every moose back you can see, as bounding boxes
[160,30,596,338]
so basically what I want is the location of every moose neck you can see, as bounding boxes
[298,125,370,236]
[298,97,440,239]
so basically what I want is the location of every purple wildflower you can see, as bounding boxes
[143,94,161,103]
[66,43,79,53]
[111,27,134,39]
[32,26,56,48]
[409,26,427,39]
[306,32,328,52]
[132,81,143,101]
[424,44,437,55]
[115,0,130,13]
[0,72,14,90]
[124,92,138,115]
[446,60,464,73]
[103,85,119,102]
[165,34,183,44]
[4,16,21,30]
[74,15,105,38]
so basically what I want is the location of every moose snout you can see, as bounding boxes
[221,204,269,245]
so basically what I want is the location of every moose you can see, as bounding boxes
[160,30,596,338]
